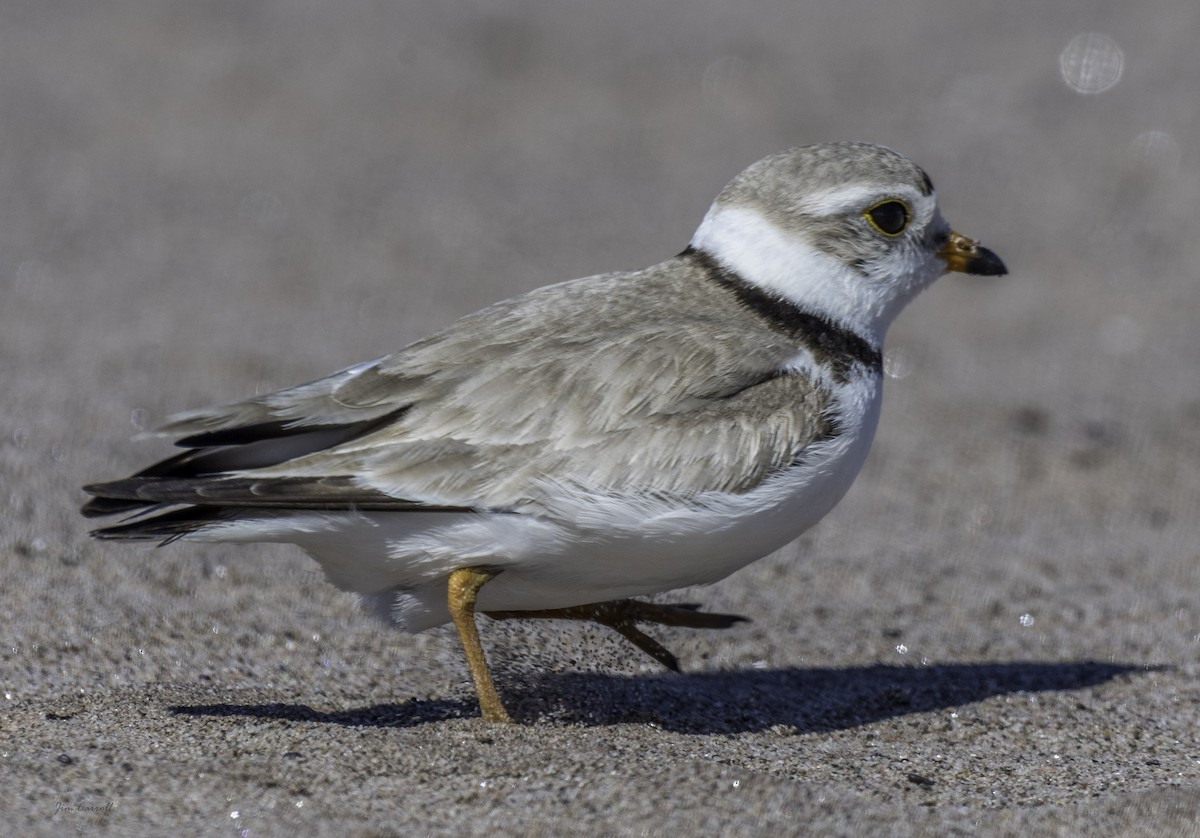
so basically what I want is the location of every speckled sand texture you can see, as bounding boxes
[3,2,1200,835]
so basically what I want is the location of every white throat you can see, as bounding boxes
[691,204,903,346]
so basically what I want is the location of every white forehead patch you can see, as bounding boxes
[796,183,931,218]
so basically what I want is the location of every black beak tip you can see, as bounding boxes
[968,246,1007,277]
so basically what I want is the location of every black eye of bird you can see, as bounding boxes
[865,200,910,236]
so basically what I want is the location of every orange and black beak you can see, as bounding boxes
[938,230,1007,276]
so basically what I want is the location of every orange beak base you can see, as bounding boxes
[939,230,1007,276]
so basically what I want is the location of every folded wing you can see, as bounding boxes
[83,260,837,537]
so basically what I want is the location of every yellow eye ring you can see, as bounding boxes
[864,199,911,237]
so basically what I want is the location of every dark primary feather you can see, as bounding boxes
[83,474,442,511]
[80,406,458,533]
[174,406,409,448]
[83,474,473,541]
[89,506,239,541]
[82,406,418,517]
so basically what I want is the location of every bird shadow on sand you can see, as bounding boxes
[170,660,1158,734]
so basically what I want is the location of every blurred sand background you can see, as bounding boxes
[3,1,1200,834]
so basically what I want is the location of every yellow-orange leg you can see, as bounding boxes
[447,567,512,723]
[487,599,747,672]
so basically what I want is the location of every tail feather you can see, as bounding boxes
[88,505,238,542]
[80,495,154,519]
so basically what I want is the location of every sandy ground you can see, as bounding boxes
[3,1,1200,834]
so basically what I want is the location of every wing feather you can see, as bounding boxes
[84,257,838,524]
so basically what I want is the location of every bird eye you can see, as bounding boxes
[864,200,910,237]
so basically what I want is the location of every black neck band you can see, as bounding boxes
[682,246,883,379]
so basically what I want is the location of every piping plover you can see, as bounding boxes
[83,142,1006,723]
